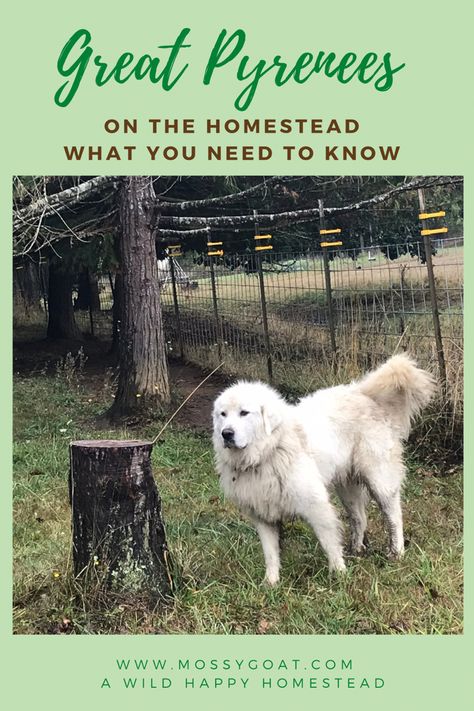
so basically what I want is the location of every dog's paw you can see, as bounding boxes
[387,547,405,561]
[348,542,368,557]
[263,572,280,586]
[329,559,347,574]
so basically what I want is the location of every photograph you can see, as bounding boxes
[13,174,463,635]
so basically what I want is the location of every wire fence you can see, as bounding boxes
[16,234,462,401]
[68,235,463,398]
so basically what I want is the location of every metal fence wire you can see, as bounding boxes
[77,235,463,395]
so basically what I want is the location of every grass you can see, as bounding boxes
[12,360,463,635]
[161,248,464,308]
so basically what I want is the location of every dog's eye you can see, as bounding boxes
[240,410,249,417]
[220,411,226,417]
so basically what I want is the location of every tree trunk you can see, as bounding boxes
[13,260,43,323]
[47,263,82,339]
[74,270,101,311]
[89,272,101,311]
[109,177,170,418]
[109,272,123,359]
[69,439,173,600]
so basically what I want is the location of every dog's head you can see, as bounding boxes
[212,381,286,452]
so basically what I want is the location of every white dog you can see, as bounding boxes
[212,355,435,585]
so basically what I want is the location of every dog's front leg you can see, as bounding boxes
[297,497,347,573]
[252,518,281,585]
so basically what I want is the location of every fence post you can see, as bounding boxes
[108,272,115,301]
[39,258,48,320]
[318,199,337,358]
[253,210,273,383]
[88,302,95,337]
[208,252,223,361]
[169,255,184,359]
[417,188,447,390]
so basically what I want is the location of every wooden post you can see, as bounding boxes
[417,189,447,390]
[169,256,184,359]
[318,199,337,358]
[209,254,223,361]
[39,258,48,317]
[88,302,95,337]
[253,210,273,383]
[108,271,115,301]
[69,440,173,600]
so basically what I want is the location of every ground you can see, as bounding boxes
[12,338,463,635]
[13,334,227,431]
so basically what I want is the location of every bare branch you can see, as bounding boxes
[159,176,283,211]
[13,176,119,231]
[13,174,462,255]
[156,176,463,232]
[155,227,211,239]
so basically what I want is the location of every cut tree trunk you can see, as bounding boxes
[47,263,82,339]
[109,177,170,418]
[69,439,173,600]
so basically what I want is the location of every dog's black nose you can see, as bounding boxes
[222,428,235,442]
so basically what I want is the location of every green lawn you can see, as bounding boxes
[13,365,463,635]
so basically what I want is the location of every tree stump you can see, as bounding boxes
[69,440,172,600]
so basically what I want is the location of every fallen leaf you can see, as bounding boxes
[58,617,74,633]
[257,618,271,634]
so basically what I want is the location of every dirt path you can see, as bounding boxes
[13,336,228,433]
[167,360,228,432]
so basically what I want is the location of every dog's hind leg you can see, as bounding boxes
[336,483,369,554]
[362,461,405,558]
[373,486,405,558]
[252,518,281,585]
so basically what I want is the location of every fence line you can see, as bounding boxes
[23,235,463,398]
[157,237,462,385]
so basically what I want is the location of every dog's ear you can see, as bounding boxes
[261,403,282,436]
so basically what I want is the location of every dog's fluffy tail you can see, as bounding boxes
[357,354,436,437]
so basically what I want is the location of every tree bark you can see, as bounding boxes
[13,261,43,322]
[89,272,101,311]
[109,272,123,360]
[47,263,82,339]
[74,270,101,311]
[69,440,172,600]
[109,177,170,418]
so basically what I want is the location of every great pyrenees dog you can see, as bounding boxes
[212,355,435,585]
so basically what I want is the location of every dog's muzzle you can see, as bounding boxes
[222,428,235,448]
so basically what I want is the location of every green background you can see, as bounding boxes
[1,0,470,708]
